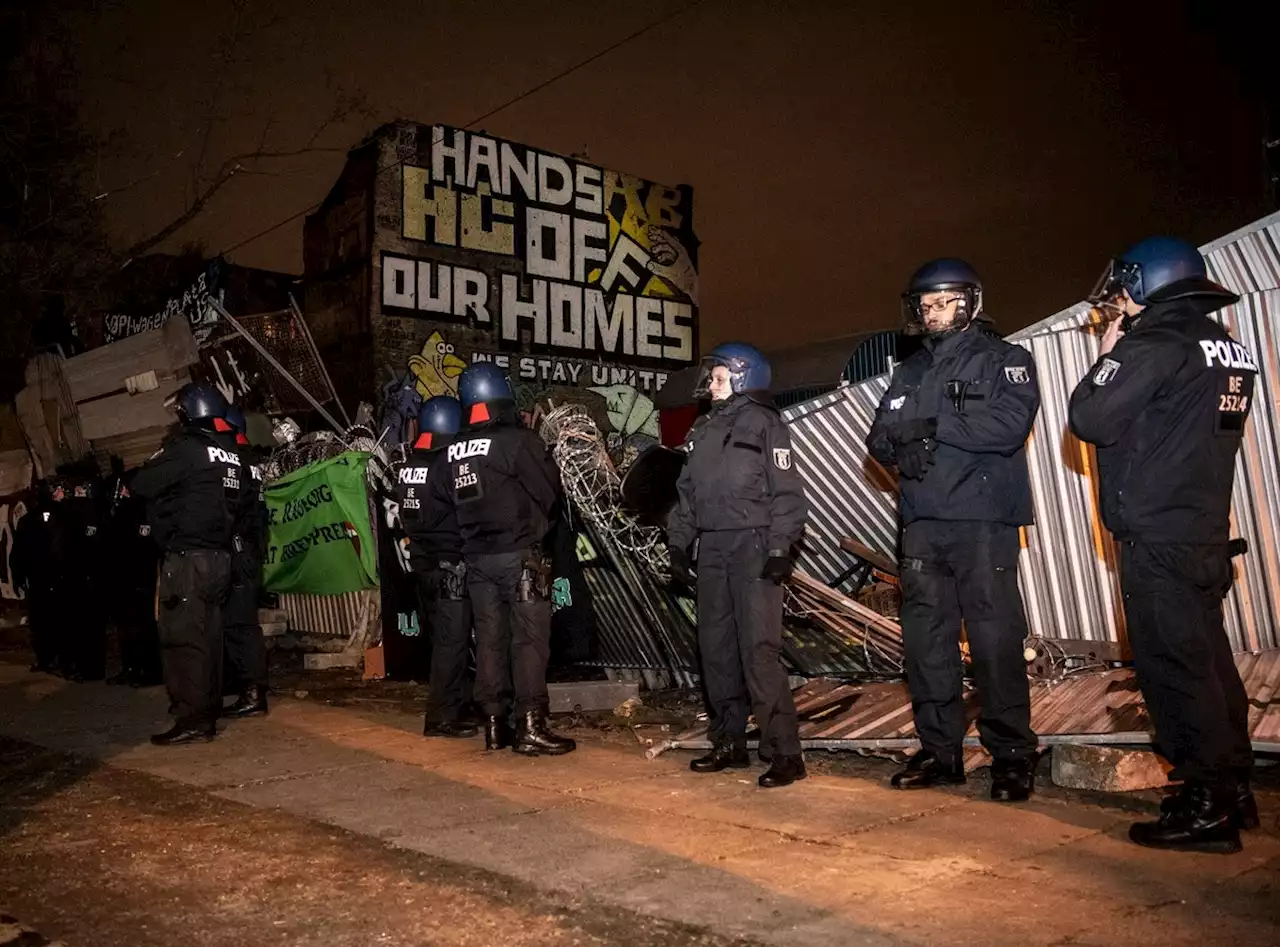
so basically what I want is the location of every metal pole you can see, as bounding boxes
[288,293,351,428]
[208,299,348,438]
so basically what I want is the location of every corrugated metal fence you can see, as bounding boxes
[784,211,1280,652]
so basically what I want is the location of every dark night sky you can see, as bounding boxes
[70,0,1267,351]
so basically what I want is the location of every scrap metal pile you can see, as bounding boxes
[539,402,907,681]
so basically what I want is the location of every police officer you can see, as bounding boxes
[132,384,245,745]
[667,342,809,789]
[11,478,68,675]
[221,403,269,719]
[866,259,1040,800]
[428,364,574,755]
[104,467,162,687]
[1069,237,1257,854]
[59,463,108,681]
[398,395,477,738]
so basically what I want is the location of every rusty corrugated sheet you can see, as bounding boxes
[783,210,1280,652]
[653,650,1280,757]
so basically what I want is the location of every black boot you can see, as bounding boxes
[1162,777,1260,831]
[1130,782,1242,854]
[690,742,750,773]
[890,751,966,790]
[223,685,269,719]
[151,721,216,746]
[424,719,479,738]
[485,715,512,751]
[758,754,807,789]
[512,709,576,756]
[990,756,1036,802]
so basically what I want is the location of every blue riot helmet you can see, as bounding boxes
[224,403,246,433]
[415,396,462,449]
[902,258,984,336]
[457,362,514,425]
[693,341,772,400]
[164,383,229,428]
[1089,237,1238,310]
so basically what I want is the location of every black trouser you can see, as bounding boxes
[26,584,65,671]
[1119,541,1253,788]
[63,576,106,679]
[899,521,1037,764]
[158,549,231,729]
[467,550,550,716]
[115,580,161,682]
[415,560,473,723]
[223,548,267,692]
[695,528,801,757]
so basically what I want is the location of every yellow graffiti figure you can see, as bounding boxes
[407,331,467,398]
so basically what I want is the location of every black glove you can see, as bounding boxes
[668,546,696,586]
[892,417,937,444]
[761,552,794,584]
[895,437,936,480]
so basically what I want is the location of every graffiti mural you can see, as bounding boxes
[408,330,468,399]
[0,496,30,601]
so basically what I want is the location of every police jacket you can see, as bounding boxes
[866,324,1039,527]
[57,475,104,583]
[667,393,807,556]
[10,496,64,592]
[1068,299,1256,544]
[396,432,465,562]
[428,408,563,557]
[105,480,160,590]
[230,433,267,554]
[131,425,246,553]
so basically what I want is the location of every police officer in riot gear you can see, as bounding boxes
[59,462,108,681]
[104,466,162,687]
[221,403,269,719]
[11,478,67,675]
[399,395,477,738]
[867,259,1040,800]
[668,342,809,789]
[428,364,574,755]
[132,383,246,745]
[1070,237,1257,854]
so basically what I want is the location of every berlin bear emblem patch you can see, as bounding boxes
[1004,365,1030,385]
[773,448,792,470]
[1093,358,1121,386]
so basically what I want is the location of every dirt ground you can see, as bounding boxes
[1,616,1277,947]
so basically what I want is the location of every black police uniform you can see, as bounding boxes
[867,324,1040,767]
[132,426,245,732]
[105,475,162,685]
[60,473,108,680]
[223,432,268,703]
[427,406,562,722]
[667,393,808,760]
[1069,298,1256,792]
[11,486,68,673]
[397,431,473,726]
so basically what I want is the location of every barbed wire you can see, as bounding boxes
[539,403,671,578]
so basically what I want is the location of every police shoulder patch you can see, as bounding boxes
[888,395,907,410]
[1093,358,1121,386]
[1004,365,1030,385]
[773,448,792,470]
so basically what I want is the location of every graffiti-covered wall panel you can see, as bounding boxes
[368,122,698,454]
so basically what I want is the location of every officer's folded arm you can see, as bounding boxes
[933,355,1040,456]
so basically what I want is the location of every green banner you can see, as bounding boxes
[262,451,377,595]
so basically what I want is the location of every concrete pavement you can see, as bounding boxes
[1,660,1276,946]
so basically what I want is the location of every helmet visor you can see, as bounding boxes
[1089,258,1142,306]
[691,355,748,399]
